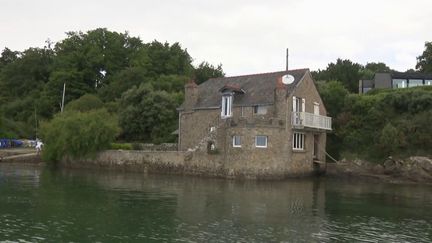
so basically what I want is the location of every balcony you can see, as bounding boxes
[292,112,332,131]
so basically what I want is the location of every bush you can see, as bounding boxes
[41,109,120,162]
[65,94,105,112]
[325,86,432,161]
[110,143,133,150]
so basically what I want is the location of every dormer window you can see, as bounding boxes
[219,83,244,119]
[221,93,233,118]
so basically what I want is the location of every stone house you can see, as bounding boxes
[177,69,332,178]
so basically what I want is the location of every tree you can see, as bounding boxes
[0,47,53,102]
[194,61,225,84]
[312,59,362,93]
[317,81,349,117]
[40,109,120,162]
[364,62,391,73]
[416,41,432,72]
[0,47,19,70]
[65,94,105,112]
[119,84,180,143]
[51,28,144,99]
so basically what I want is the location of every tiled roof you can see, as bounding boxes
[180,69,308,109]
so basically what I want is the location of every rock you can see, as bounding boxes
[410,157,432,172]
[371,164,384,174]
[383,158,398,174]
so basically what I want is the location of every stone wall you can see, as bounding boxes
[172,70,329,178]
[61,150,185,174]
[60,147,320,179]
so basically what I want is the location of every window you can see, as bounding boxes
[408,79,423,87]
[232,135,241,147]
[293,132,305,150]
[292,96,305,112]
[362,87,372,93]
[253,105,267,115]
[255,136,267,148]
[241,107,245,117]
[392,79,406,88]
[426,80,432,86]
[221,94,233,118]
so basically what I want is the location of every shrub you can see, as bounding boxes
[110,143,133,150]
[40,109,120,163]
[65,94,105,112]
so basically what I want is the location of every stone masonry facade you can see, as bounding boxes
[176,69,331,178]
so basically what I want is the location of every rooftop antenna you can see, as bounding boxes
[286,48,289,71]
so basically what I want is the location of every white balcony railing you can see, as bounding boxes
[292,112,332,130]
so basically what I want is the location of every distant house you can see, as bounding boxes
[359,72,432,94]
[177,69,332,178]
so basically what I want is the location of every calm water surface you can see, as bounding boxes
[0,163,431,242]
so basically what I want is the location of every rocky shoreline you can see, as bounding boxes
[326,156,432,184]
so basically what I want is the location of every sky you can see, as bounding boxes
[1,0,432,76]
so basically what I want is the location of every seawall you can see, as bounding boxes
[60,150,316,179]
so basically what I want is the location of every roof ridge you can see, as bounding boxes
[209,68,309,80]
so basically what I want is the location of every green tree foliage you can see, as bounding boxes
[332,87,432,161]
[378,123,402,157]
[365,62,391,73]
[317,81,348,117]
[194,61,225,84]
[40,109,120,162]
[0,47,53,103]
[317,81,349,158]
[119,84,180,143]
[44,28,142,107]
[313,59,363,93]
[0,28,221,141]
[313,59,394,93]
[0,47,19,70]
[416,41,432,72]
[65,94,105,112]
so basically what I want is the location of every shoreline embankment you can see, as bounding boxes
[2,148,432,184]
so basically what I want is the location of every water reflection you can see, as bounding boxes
[0,164,431,242]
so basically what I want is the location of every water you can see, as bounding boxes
[0,163,431,242]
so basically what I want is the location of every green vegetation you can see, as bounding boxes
[319,83,432,161]
[41,109,120,162]
[110,143,133,150]
[313,60,392,93]
[416,41,432,73]
[1,27,431,163]
[0,28,224,152]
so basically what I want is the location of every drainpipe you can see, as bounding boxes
[178,112,181,151]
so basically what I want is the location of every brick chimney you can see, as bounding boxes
[274,76,287,119]
[184,79,198,111]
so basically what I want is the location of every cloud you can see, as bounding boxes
[1,0,431,75]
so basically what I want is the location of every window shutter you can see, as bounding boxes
[301,98,305,112]
[292,96,296,111]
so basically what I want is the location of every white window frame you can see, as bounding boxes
[221,94,233,118]
[232,135,241,147]
[292,96,305,112]
[293,132,305,150]
[240,106,245,117]
[255,135,268,148]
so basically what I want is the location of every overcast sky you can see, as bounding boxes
[1,0,432,75]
